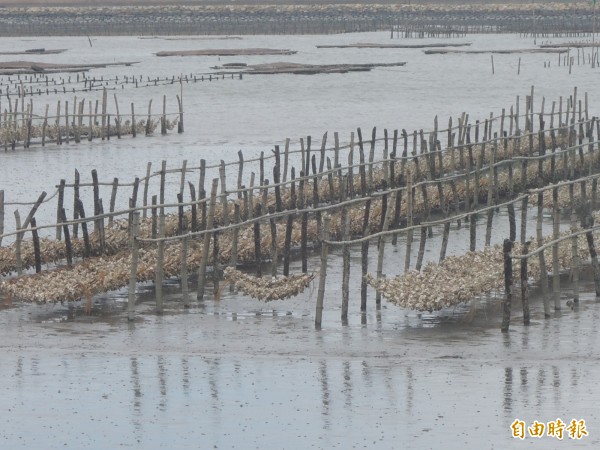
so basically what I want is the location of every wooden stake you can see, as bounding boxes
[73,169,80,237]
[181,234,190,307]
[315,214,331,328]
[376,192,394,305]
[197,179,218,300]
[537,192,550,317]
[254,204,262,277]
[56,179,65,240]
[501,239,514,332]
[128,212,140,321]
[0,190,4,247]
[30,217,42,273]
[14,210,22,276]
[60,208,73,267]
[521,241,530,325]
[109,177,118,226]
[229,202,241,292]
[340,175,350,320]
[360,199,371,311]
[405,174,413,272]
[552,190,561,310]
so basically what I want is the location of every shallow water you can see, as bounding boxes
[1,32,600,449]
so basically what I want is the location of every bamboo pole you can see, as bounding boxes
[315,214,330,329]
[181,234,190,307]
[30,217,42,273]
[570,189,580,304]
[155,211,165,314]
[229,202,241,292]
[501,239,514,332]
[139,162,150,219]
[128,212,140,321]
[0,190,3,247]
[376,192,394,305]
[521,241,530,325]
[360,199,371,311]
[197,179,218,300]
[537,192,550,317]
[254,204,262,277]
[552,190,561,311]
[340,175,350,320]
[56,179,65,240]
[60,208,73,267]
[404,173,413,272]
[14,210,22,276]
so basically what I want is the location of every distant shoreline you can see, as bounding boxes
[0,3,594,36]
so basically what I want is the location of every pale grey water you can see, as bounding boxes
[1,32,600,449]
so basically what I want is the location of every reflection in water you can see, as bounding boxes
[502,364,582,423]
[14,356,23,387]
[361,360,372,389]
[343,361,352,409]
[406,367,414,415]
[30,357,39,376]
[503,367,513,414]
[158,356,167,412]
[209,358,220,402]
[130,357,142,441]
[536,368,546,409]
[553,366,561,407]
[519,367,528,409]
[318,360,330,430]
[181,358,190,397]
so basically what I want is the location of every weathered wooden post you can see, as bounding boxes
[73,169,80,237]
[376,192,395,305]
[197,179,218,300]
[128,212,140,321]
[360,199,372,311]
[315,214,331,329]
[254,204,263,277]
[0,190,4,247]
[501,239,514,332]
[229,202,241,292]
[58,208,73,267]
[181,234,190,307]
[109,178,118,226]
[570,186,580,304]
[521,241,530,325]
[552,190,561,310]
[404,173,414,271]
[155,213,165,314]
[176,94,184,133]
[537,192,550,317]
[30,217,41,273]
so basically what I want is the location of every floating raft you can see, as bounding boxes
[139,36,242,41]
[424,48,568,55]
[0,60,139,75]
[214,61,407,75]
[540,43,600,48]
[155,48,296,57]
[0,48,67,55]
[316,42,472,49]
